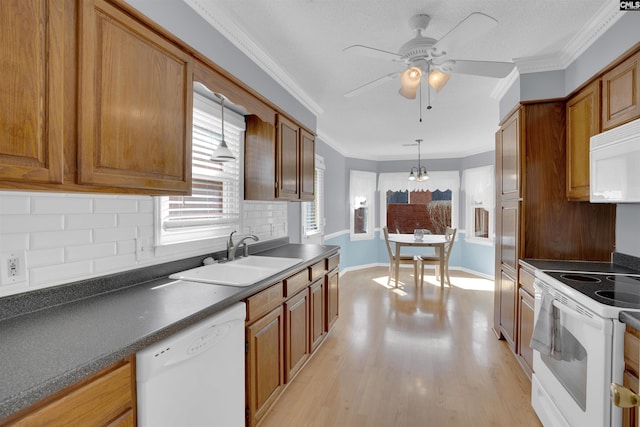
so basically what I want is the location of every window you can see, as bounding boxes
[350,170,376,240]
[462,165,494,243]
[302,155,325,243]
[156,90,244,245]
[379,171,459,235]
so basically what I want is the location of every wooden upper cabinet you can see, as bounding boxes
[0,0,66,184]
[276,115,300,200]
[78,0,192,193]
[245,115,277,201]
[602,49,640,131]
[300,129,315,201]
[497,110,520,200]
[566,79,601,201]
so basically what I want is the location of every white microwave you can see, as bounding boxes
[590,117,640,203]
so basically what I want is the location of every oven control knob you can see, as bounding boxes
[611,383,640,408]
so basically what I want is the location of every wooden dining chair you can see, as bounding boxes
[418,227,457,286]
[382,226,419,286]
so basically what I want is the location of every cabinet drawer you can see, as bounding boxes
[8,359,134,426]
[519,266,535,296]
[309,261,324,283]
[284,269,310,298]
[246,282,284,323]
[326,253,340,272]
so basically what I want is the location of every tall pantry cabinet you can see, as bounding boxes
[494,101,616,375]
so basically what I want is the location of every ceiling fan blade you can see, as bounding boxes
[434,12,497,55]
[344,71,401,98]
[343,44,402,61]
[443,60,515,78]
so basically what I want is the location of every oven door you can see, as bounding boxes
[532,280,614,427]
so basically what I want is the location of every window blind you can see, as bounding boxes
[158,92,244,243]
[303,156,324,235]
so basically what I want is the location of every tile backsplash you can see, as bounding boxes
[0,191,288,297]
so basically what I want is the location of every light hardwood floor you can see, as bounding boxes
[260,266,542,427]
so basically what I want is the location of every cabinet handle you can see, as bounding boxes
[611,383,640,408]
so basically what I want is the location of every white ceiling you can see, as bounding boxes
[186,0,616,160]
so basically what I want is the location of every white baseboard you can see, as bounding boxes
[339,263,494,281]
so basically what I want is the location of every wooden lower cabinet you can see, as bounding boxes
[1,357,136,427]
[517,288,535,378]
[499,270,517,349]
[326,268,339,332]
[623,325,640,427]
[310,279,326,351]
[246,306,285,427]
[285,289,310,382]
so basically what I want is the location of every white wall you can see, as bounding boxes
[0,191,287,297]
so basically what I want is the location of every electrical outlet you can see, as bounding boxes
[135,237,152,261]
[0,251,26,285]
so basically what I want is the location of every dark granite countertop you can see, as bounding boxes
[0,242,339,420]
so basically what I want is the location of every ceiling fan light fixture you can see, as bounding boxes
[399,66,422,99]
[428,69,451,92]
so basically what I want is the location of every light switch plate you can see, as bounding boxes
[135,237,152,261]
[0,250,27,285]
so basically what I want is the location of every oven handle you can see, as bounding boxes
[550,299,605,330]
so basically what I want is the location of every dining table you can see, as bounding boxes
[387,233,449,287]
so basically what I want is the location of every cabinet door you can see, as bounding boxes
[246,306,284,427]
[500,201,520,273]
[310,280,325,352]
[276,115,300,200]
[300,129,315,201]
[285,289,309,382]
[78,0,192,193]
[602,50,640,130]
[497,110,520,200]
[0,0,65,184]
[245,115,277,200]
[566,80,601,201]
[326,269,339,332]
[499,270,517,350]
[518,288,535,378]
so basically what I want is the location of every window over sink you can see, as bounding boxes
[155,89,244,246]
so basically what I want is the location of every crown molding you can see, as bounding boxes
[490,67,519,100]
[184,0,324,116]
[515,2,624,74]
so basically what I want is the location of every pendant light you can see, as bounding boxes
[210,93,235,162]
[408,139,429,182]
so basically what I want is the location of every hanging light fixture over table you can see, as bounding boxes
[408,139,429,182]
[210,92,235,162]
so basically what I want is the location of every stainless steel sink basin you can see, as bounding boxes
[169,256,303,287]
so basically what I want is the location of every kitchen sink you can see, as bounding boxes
[169,256,303,287]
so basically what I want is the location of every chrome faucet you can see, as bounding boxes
[227,231,259,261]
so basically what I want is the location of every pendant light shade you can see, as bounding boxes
[210,93,235,162]
[399,66,422,99]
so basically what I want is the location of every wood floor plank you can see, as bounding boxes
[260,267,542,427]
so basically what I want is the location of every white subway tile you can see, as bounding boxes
[30,261,93,287]
[93,253,137,274]
[94,198,138,213]
[118,213,154,227]
[65,214,117,230]
[138,198,154,213]
[66,242,117,262]
[31,197,92,214]
[116,240,136,255]
[0,215,63,234]
[94,227,137,243]
[31,229,92,250]
[0,195,30,214]
[0,233,29,251]
[137,225,154,238]
[28,248,65,268]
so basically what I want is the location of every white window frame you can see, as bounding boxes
[349,170,377,241]
[462,165,494,245]
[154,90,244,247]
[301,155,325,244]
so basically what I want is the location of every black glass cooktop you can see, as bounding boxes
[544,271,640,309]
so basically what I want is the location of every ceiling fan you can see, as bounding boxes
[343,13,515,99]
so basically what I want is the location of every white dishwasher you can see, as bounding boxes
[136,302,246,427]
